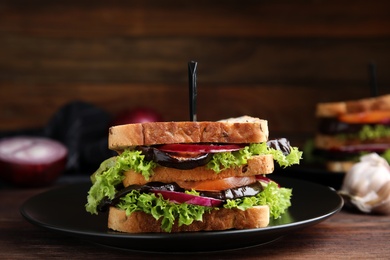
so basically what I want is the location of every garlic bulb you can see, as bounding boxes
[338,153,390,215]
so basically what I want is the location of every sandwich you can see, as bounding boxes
[85,116,302,233]
[314,94,390,172]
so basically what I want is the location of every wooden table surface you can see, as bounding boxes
[1,176,389,260]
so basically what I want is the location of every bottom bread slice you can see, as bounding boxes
[108,205,270,233]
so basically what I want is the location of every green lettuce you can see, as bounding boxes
[206,146,252,173]
[338,124,390,141]
[207,143,303,172]
[223,181,292,219]
[85,150,156,214]
[85,143,301,215]
[117,191,211,232]
[116,181,292,232]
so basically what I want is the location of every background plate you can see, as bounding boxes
[20,176,343,253]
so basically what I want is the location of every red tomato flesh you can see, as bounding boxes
[339,111,390,124]
[176,176,257,192]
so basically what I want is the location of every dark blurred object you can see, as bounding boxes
[274,165,344,190]
[43,101,115,172]
[0,101,115,174]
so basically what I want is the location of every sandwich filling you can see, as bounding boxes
[86,138,302,232]
[315,112,390,163]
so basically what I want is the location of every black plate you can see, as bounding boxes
[20,176,343,253]
[275,165,345,190]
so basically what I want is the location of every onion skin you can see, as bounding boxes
[0,137,68,187]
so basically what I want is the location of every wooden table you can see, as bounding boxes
[1,176,389,260]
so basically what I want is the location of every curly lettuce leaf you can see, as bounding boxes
[116,149,157,180]
[118,190,211,232]
[224,181,292,219]
[337,124,390,141]
[86,144,300,216]
[268,146,303,168]
[248,143,302,168]
[85,150,157,214]
[206,146,252,173]
[117,181,292,232]
[207,143,302,172]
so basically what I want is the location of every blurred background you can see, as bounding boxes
[1,0,389,168]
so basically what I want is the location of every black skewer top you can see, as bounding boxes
[188,61,197,121]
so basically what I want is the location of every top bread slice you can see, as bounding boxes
[108,116,269,151]
[316,94,390,117]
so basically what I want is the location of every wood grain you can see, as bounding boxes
[1,0,390,147]
[0,83,377,139]
[1,0,389,37]
[1,178,389,259]
[1,37,390,84]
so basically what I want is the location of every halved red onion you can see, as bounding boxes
[0,136,67,187]
[152,190,223,207]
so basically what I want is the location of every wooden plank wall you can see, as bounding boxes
[1,0,390,147]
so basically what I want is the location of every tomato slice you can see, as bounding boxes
[339,111,390,124]
[176,176,257,192]
[157,143,246,154]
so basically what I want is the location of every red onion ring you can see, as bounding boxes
[0,136,67,187]
[152,190,223,207]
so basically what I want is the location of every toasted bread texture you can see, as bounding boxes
[108,205,270,233]
[316,94,390,117]
[108,117,269,151]
[122,154,274,186]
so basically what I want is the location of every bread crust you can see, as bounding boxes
[122,155,274,186]
[325,161,354,172]
[316,94,390,117]
[315,134,390,150]
[108,119,269,150]
[108,205,270,233]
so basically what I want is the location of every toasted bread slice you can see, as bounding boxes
[316,94,390,117]
[108,205,270,233]
[108,117,269,151]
